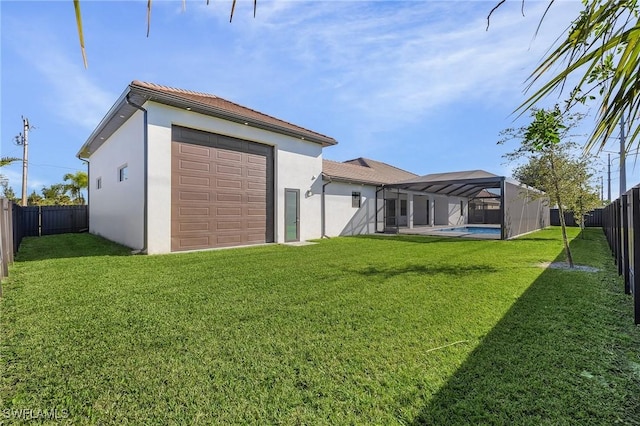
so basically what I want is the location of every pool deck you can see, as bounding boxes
[395,224,502,240]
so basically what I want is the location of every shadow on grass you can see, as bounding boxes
[411,229,640,424]
[353,234,492,245]
[15,233,131,262]
[347,263,499,280]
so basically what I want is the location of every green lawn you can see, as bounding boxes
[1,228,639,424]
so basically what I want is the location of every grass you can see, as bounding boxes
[1,228,639,424]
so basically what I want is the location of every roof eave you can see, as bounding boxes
[76,86,135,159]
[78,83,338,158]
[321,173,384,186]
[132,85,337,147]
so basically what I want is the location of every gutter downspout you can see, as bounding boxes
[126,94,149,254]
[321,177,332,238]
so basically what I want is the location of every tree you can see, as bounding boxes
[27,191,43,206]
[0,182,18,203]
[501,106,599,267]
[0,157,19,168]
[490,1,640,153]
[39,184,72,206]
[72,0,255,67]
[63,171,88,205]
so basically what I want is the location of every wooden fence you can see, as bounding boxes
[550,208,603,227]
[602,189,640,324]
[0,199,15,289]
[0,199,88,286]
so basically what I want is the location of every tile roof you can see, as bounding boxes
[399,170,500,184]
[322,157,417,185]
[131,81,337,146]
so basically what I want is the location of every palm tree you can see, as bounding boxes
[40,184,72,206]
[489,1,640,153]
[63,171,88,205]
[72,0,255,67]
[0,157,19,168]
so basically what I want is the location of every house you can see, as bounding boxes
[78,81,549,254]
[78,81,335,254]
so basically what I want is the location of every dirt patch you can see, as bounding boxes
[538,262,600,273]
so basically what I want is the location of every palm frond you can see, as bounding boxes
[73,0,88,68]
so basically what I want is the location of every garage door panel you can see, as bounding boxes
[216,164,243,176]
[179,143,211,157]
[216,235,243,245]
[216,179,243,189]
[247,168,266,178]
[216,193,242,203]
[175,236,211,250]
[247,194,265,203]
[178,207,210,216]
[179,191,210,202]
[216,221,242,230]
[179,159,210,172]
[172,135,272,252]
[179,222,210,232]
[217,207,242,216]
[179,175,210,187]
[216,150,242,162]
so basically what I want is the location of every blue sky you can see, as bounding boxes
[1,0,630,199]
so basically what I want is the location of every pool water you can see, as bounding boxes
[435,226,501,235]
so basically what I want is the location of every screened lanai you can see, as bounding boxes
[382,170,549,239]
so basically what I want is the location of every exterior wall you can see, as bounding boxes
[413,195,429,226]
[434,197,449,225]
[323,181,378,236]
[448,197,467,226]
[504,182,550,238]
[88,111,145,250]
[434,196,467,226]
[145,102,323,253]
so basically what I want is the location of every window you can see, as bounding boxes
[352,192,361,208]
[96,177,102,190]
[460,200,464,214]
[118,165,128,182]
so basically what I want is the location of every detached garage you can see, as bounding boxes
[171,126,274,251]
[78,81,336,254]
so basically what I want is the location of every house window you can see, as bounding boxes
[460,200,464,214]
[96,177,102,190]
[118,165,128,182]
[352,192,361,208]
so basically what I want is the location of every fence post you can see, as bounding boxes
[631,188,640,324]
[622,195,631,293]
[0,198,9,292]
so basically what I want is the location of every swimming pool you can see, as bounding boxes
[435,226,501,235]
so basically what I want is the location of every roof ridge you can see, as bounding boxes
[362,157,419,176]
[132,80,219,99]
[323,158,376,170]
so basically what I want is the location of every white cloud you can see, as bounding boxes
[5,22,116,130]
[230,1,583,128]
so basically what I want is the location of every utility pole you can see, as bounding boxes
[607,153,611,202]
[620,115,627,197]
[14,117,30,206]
[600,175,604,201]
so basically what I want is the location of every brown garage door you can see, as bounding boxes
[171,126,274,251]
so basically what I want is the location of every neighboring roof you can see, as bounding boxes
[387,169,505,198]
[473,189,501,199]
[78,81,337,158]
[322,157,417,185]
